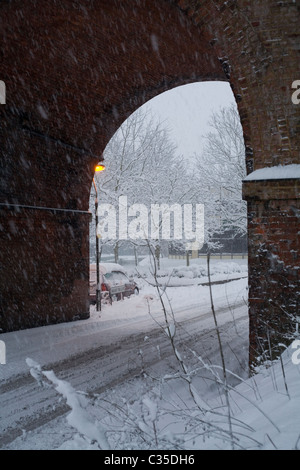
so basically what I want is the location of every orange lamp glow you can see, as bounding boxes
[95,163,106,172]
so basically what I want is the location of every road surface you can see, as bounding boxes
[0,283,249,449]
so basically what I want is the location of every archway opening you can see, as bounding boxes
[89,81,247,272]
[87,81,250,431]
[88,81,249,380]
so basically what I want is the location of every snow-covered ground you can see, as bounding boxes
[0,258,299,450]
[1,257,248,381]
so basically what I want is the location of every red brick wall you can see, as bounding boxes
[0,206,90,330]
[244,180,300,363]
[0,0,225,331]
[176,0,300,172]
[0,1,299,365]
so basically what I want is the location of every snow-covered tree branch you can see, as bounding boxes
[194,104,247,243]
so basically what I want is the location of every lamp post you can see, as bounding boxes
[93,163,105,311]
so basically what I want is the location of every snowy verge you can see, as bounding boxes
[22,341,300,450]
[131,257,247,285]
[202,343,300,450]
[26,358,110,450]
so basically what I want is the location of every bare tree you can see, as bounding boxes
[194,104,247,242]
[90,108,192,265]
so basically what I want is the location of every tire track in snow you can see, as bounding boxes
[0,302,248,448]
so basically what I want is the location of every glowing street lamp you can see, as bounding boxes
[93,162,105,311]
[95,163,106,173]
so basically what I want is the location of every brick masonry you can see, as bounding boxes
[243,179,300,363]
[0,1,299,364]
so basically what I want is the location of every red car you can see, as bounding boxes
[89,263,139,304]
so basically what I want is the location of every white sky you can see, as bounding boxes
[141,81,235,159]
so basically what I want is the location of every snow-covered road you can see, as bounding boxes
[0,277,249,449]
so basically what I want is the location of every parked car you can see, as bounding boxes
[89,263,139,304]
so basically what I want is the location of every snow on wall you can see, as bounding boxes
[244,164,300,181]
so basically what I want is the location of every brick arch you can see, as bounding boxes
[0,1,299,363]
